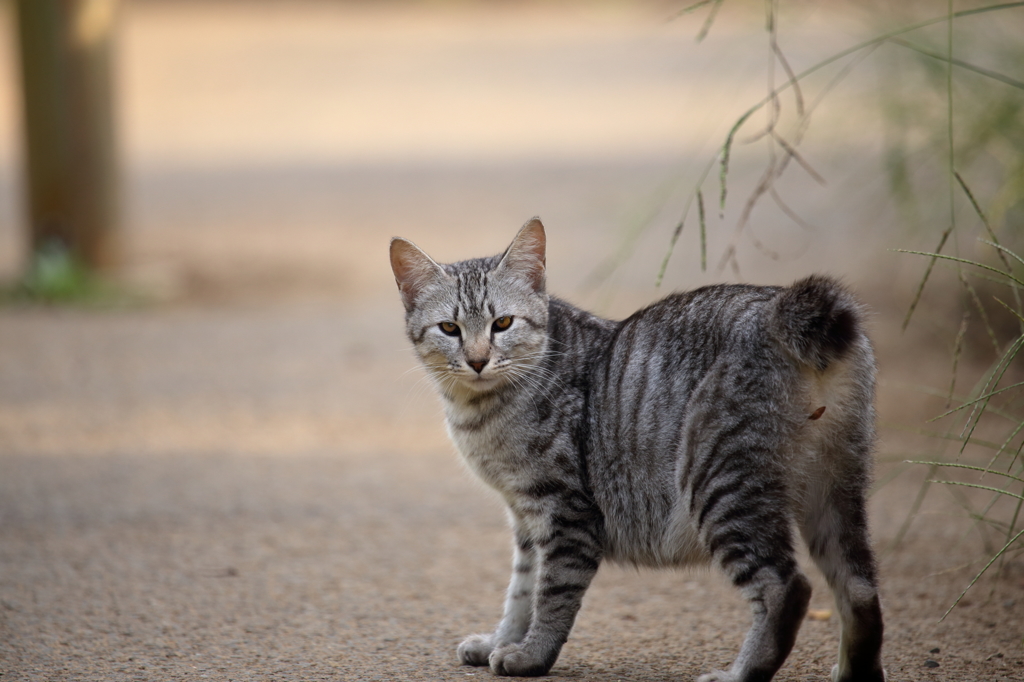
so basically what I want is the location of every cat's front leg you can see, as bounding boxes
[487,508,603,677]
[458,528,537,666]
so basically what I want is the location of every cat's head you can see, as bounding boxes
[390,218,550,396]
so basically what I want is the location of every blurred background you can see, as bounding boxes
[0,0,963,303]
[1,1,1023,679]
[0,0,1019,460]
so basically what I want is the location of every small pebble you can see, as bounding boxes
[929,647,940,654]
[924,660,940,668]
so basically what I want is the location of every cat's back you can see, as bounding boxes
[578,278,871,564]
[592,284,784,429]
[589,278,867,425]
[611,283,780,366]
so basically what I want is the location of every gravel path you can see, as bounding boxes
[1,300,1021,682]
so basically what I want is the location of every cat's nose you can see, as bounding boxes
[468,359,488,374]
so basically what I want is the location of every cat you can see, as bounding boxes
[389,218,885,682]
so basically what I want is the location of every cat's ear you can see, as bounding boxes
[498,217,546,293]
[390,237,448,311]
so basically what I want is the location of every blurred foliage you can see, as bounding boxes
[873,2,1024,246]
[2,240,125,305]
[897,242,1024,620]
[863,3,1024,606]
[667,0,1024,613]
[656,0,1024,280]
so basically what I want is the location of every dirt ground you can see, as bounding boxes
[2,292,1023,682]
[1,2,1023,681]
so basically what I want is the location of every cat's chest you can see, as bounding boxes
[444,403,542,494]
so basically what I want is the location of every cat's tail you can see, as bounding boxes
[769,275,863,371]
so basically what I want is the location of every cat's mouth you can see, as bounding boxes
[460,371,502,391]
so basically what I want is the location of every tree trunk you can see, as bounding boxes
[16,0,121,272]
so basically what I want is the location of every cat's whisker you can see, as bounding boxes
[399,362,429,379]
[513,364,570,396]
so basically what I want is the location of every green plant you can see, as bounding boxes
[659,0,1023,277]
[622,0,1024,614]
[3,240,121,304]
[898,239,1024,618]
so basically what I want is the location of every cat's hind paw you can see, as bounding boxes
[489,643,553,677]
[457,634,495,666]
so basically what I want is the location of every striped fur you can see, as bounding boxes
[390,219,885,682]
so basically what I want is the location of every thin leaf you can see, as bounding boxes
[946,0,956,247]
[895,249,1024,288]
[890,425,1003,452]
[981,239,1024,271]
[889,37,1024,92]
[997,497,1024,581]
[589,165,692,290]
[909,461,1024,484]
[772,132,826,185]
[940,526,1024,621]
[947,313,969,408]
[926,380,1024,423]
[717,162,781,272]
[884,379,1024,424]
[993,297,1024,325]
[696,0,725,42]
[720,106,759,216]
[888,464,937,554]
[982,402,1024,471]
[770,25,804,118]
[959,271,1000,355]
[957,177,1017,291]
[769,186,815,232]
[655,157,718,287]
[953,2,1024,20]
[657,217,685,289]
[667,0,718,21]
[1008,425,1024,475]
[959,337,1024,456]
[898,228,953,330]
[957,267,1024,288]
[698,189,707,272]
[871,462,914,494]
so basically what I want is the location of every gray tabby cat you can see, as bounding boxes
[389,219,885,682]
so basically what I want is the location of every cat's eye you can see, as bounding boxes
[492,316,513,332]
[439,321,461,336]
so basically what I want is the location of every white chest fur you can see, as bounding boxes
[444,399,542,498]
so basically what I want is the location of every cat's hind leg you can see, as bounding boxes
[458,530,536,666]
[682,367,811,681]
[694,486,812,682]
[800,454,885,682]
[686,443,811,678]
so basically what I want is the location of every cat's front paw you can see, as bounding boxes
[489,643,553,677]
[696,671,738,682]
[458,634,496,666]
